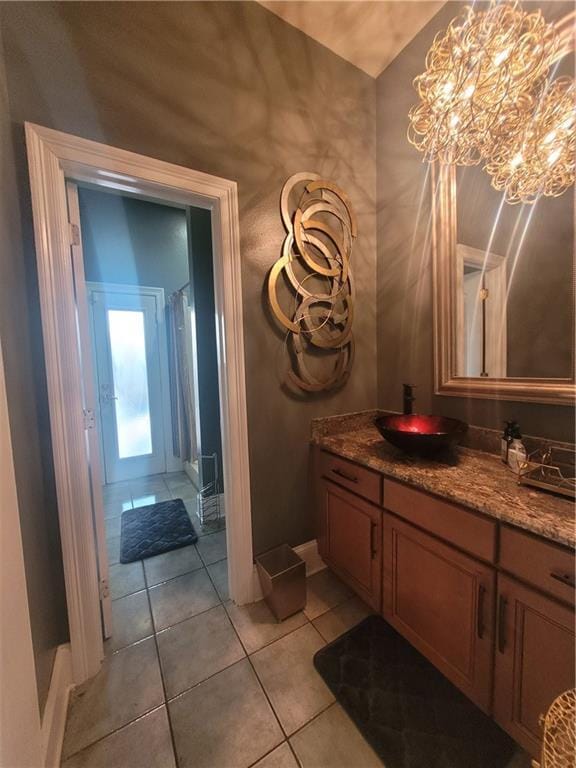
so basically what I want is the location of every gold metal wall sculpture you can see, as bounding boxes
[268,172,357,392]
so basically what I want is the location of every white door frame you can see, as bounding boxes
[66,182,113,639]
[455,243,508,379]
[25,123,254,685]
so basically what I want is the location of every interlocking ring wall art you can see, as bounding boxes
[268,172,357,393]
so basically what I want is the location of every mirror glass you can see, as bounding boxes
[455,164,574,380]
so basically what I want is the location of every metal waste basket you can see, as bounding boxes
[256,544,306,621]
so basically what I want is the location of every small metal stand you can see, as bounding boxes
[518,446,575,500]
[198,453,223,525]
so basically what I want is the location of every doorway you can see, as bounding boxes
[456,243,508,379]
[72,180,230,653]
[26,123,254,685]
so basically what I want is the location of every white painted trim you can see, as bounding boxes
[0,339,44,768]
[25,123,254,685]
[40,644,73,768]
[456,243,505,272]
[252,540,326,602]
[252,567,264,603]
[455,243,507,379]
[67,182,113,639]
[294,539,326,577]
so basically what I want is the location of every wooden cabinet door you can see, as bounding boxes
[494,574,576,758]
[322,479,382,611]
[382,513,495,712]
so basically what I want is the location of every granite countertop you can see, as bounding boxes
[313,420,575,550]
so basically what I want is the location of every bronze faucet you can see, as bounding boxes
[403,384,416,415]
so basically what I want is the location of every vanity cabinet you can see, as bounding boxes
[320,478,382,610]
[493,575,576,757]
[313,447,575,757]
[382,512,495,712]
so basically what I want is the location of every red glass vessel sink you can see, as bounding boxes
[374,414,468,455]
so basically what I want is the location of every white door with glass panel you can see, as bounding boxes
[88,285,166,483]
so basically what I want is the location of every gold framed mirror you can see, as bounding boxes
[432,163,575,406]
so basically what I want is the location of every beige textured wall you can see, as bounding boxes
[376,1,575,443]
[457,164,574,380]
[0,1,377,558]
[0,23,68,714]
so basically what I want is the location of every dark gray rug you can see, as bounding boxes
[313,615,519,768]
[120,498,198,563]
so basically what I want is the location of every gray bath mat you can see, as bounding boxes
[120,498,198,563]
[313,615,519,768]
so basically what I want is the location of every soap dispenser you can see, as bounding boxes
[507,424,527,473]
[501,421,515,464]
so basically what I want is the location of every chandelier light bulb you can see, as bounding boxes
[407,0,560,166]
[485,76,576,203]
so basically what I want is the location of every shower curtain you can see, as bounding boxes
[168,290,197,463]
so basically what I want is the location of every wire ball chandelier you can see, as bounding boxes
[408,0,575,204]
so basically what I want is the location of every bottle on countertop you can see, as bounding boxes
[501,421,516,464]
[507,424,527,473]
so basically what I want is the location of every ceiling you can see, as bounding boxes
[259,1,446,78]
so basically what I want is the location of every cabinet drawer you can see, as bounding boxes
[321,451,381,505]
[383,479,497,562]
[500,526,575,606]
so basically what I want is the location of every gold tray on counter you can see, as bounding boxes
[519,446,576,500]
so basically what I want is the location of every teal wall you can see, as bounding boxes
[79,188,189,295]
[187,208,223,486]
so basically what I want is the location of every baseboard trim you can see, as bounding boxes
[252,567,264,602]
[251,539,326,603]
[184,460,200,491]
[294,539,326,577]
[41,643,73,768]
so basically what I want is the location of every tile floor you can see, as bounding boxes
[61,472,529,768]
[62,473,376,767]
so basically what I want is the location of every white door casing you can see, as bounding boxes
[66,183,113,639]
[456,243,508,379]
[25,123,254,685]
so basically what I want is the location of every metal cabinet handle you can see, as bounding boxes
[498,595,507,653]
[370,522,377,558]
[331,468,358,484]
[476,583,486,639]
[550,571,575,589]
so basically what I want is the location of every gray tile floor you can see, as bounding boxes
[61,473,376,768]
[61,473,530,768]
